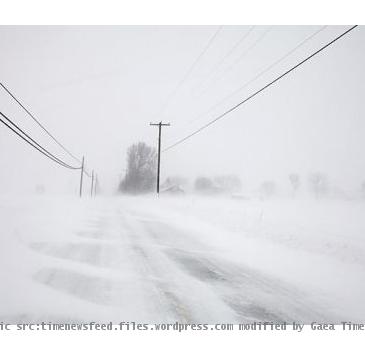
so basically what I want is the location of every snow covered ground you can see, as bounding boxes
[1,194,365,323]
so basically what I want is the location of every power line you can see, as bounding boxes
[0,82,82,164]
[185,25,327,128]
[0,111,81,170]
[154,25,223,119]
[0,83,91,176]
[197,26,273,96]
[163,25,358,152]
[192,26,255,93]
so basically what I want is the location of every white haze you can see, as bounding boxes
[1,26,365,324]
[0,25,364,195]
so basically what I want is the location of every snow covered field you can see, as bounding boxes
[1,194,365,323]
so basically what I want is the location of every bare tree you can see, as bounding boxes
[289,173,300,197]
[119,142,156,194]
[309,172,328,198]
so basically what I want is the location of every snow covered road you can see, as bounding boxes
[1,195,363,323]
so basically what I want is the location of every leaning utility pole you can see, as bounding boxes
[79,156,85,198]
[150,122,170,195]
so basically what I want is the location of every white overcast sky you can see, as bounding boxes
[0,25,364,195]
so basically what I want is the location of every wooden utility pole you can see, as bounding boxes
[91,170,94,197]
[150,122,170,195]
[79,156,85,198]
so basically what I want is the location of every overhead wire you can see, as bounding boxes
[163,25,358,152]
[196,26,273,96]
[0,82,82,164]
[192,26,255,93]
[184,25,328,128]
[0,111,81,170]
[153,25,223,120]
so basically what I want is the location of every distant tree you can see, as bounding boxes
[119,142,156,194]
[309,172,328,198]
[214,175,242,193]
[260,181,276,198]
[289,173,300,197]
[194,177,215,193]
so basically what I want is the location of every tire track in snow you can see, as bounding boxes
[119,213,194,323]
[138,217,338,323]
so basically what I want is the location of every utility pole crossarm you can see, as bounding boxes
[150,123,170,126]
[150,121,170,195]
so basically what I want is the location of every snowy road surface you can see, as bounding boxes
[1,195,364,323]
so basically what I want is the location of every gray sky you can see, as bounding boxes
[0,25,364,195]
